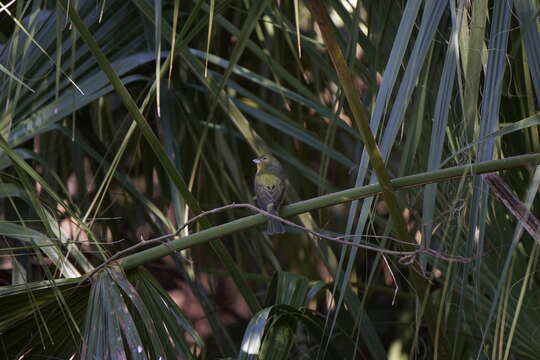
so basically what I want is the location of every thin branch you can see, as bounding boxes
[85,203,475,280]
[382,254,399,306]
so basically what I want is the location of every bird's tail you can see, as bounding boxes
[266,210,285,235]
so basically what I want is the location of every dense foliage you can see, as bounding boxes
[0,0,539,358]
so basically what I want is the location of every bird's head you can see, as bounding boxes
[252,154,281,170]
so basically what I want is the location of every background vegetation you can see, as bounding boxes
[0,0,539,358]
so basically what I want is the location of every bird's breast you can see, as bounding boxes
[255,173,281,187]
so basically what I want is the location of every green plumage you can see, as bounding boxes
[253,154,286,234]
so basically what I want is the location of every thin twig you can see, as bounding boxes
[84,203,475,280]
[382,254,399,306]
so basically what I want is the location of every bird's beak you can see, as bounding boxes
[252,158,261,164]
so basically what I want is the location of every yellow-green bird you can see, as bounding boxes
[253,154,286,234]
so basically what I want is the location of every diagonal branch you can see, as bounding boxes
[49,153,537,286]
[308,0,412,247]
[87,203,474,280]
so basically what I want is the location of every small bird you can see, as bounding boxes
[253,154,286,234]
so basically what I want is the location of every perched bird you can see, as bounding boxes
[253,154,286,234]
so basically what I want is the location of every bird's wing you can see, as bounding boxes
[255,175,284,212]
